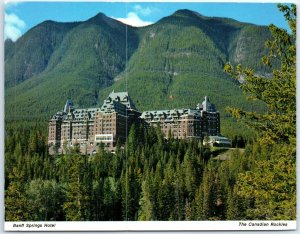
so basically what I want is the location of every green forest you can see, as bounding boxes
[4,123,296,221]
[4,5,296,221]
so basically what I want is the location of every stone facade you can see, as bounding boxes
[48,92,221,155]
[48,91,140,155]
[140,96,220,140]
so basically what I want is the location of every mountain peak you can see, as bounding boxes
[87,12,108,23]
[173,9,204,18]
[86,12,128,28]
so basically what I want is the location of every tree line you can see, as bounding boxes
[5,122,295,221]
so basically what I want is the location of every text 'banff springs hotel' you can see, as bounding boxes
[48,91,220,155]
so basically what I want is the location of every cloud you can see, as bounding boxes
[5,1,20,9]
[5,13,25,41]
[133,5,159,16]
[114,12,153,27]
[112,4,159,27]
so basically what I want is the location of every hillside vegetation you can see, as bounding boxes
[5,9,272,138]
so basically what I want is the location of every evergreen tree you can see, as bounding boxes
[26,179,65,220]
[226,188,239,220]
[63,154,91,221]
[138,179,154,220]
[202,164,214,220]
[224,4,296,220]
[5,167,32,221]
[224,4,296,146]
[235,155,296,220]
[193,185,204,220]
[184,198,192,221]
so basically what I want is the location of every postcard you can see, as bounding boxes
[3,0,297,231]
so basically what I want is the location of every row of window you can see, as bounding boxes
[95,137,113,141]
[96,123,114,127]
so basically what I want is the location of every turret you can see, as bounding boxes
[201,96,216,112]
[64,99,74,113]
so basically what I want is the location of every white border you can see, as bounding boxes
[4,221,297,231]
[2,0,299,233]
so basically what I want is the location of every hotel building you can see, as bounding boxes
[48,92,220,154]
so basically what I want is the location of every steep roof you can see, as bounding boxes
[200,96,217,112]
[72,108,100,120]
[141,108,201,122]
[140,96,218,122]
[101,90,137,112]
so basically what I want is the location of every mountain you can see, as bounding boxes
[5,13,139,119]
[102,10,270,110]
[5,10,272,137]
[5,21,79,88]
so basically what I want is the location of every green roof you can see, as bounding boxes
[102,90,137,111]
[141,108,201,121]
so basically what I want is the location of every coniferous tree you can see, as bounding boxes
[202,164,214,220]
[224,4,296,220]
[226,188,239,220]
[224,4,296,146]
[63,154,91,221]
[26,179,65,220]
[138,179,154,220]
[5,167,32,221]
[193,184,204,220]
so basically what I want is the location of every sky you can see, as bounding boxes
[4,1,291,42]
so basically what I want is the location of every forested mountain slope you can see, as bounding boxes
[5,13,139,120]
[5,10,271,137]
[103,10,271,112]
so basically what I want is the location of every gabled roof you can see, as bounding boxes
[63,99,74,113]
[200,96,217,112]
[101,91,137,112]
[141,108,201,121]
[140,96,218,122]
[50,91,139,121]
[72,108,101,120]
